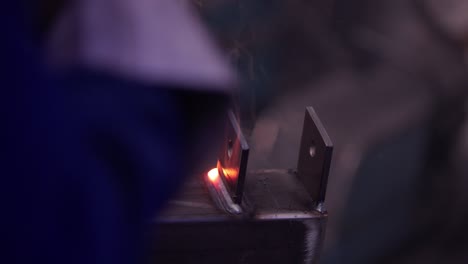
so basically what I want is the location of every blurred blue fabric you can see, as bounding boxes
[1,2,187,263]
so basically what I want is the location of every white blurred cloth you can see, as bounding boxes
[47,0,235,91]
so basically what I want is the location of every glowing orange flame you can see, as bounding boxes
[207,168,219,182]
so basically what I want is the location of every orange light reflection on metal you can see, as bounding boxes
[207,168,219,182]
[221,167,239,180]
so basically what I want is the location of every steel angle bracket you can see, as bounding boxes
[205,109,249,215]
[297,107,333,212]
[218,110,249,203]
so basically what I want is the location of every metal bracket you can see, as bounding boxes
[297,107,333,211]
[217,110,250,204]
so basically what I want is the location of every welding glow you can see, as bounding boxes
[207,168,219,182]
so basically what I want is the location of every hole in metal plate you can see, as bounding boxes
[309,143,317,158]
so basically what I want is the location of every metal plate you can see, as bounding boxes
[218,110,249,204]
[297,107,333,208]
[155,170,327,264]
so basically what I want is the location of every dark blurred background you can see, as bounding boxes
[5,0,468,263]
[193,0,468,263]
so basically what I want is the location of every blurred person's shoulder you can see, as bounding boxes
[46,0,236,91]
